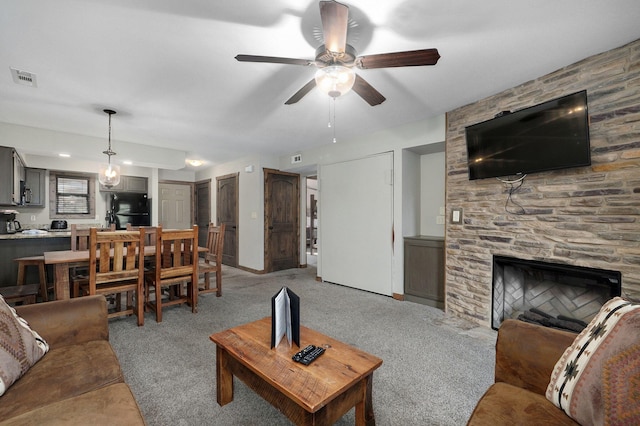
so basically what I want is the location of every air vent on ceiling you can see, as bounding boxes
[10,68,37,87]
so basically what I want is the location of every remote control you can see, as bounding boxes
[299,346,325,365]
[292,345,316,362]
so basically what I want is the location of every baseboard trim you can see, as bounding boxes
[236,265,265,274]
[392,293,405,301]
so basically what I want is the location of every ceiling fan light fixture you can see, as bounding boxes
[98,109,121,188]
[314,65,355,98]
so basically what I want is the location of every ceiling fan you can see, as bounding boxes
[235,0,440,106]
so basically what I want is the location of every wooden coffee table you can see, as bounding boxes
[209,317,383,425]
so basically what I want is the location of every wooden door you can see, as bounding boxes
[195,180,211,245]
[264,168,300,272]
[159,182,192,229]
[216,173,238,267]
[320,152,393,296]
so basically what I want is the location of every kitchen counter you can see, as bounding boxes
[0,233,71,287]
[0,230,71,240]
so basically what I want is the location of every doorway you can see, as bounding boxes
[195,180,211,245]
[306,176,318,266]
[320,152,393,296]
[216,173,239,267]
[158,182,192,229]
[264,168,300,272]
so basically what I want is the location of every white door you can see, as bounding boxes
[320,152,393,296]
[159,183,191,229]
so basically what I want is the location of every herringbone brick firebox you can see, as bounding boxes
[491,256,621,330]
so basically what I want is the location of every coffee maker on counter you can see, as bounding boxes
[0,210,21,234]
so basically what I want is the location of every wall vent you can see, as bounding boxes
[10,68,37,87]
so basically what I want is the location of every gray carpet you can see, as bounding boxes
[109,263,497,425]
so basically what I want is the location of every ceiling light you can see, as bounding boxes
[98,109,121,188]
[58,153,70,158]
[314,65,355,98]
[187,159,204,167]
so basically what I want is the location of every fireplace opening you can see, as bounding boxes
[491,256,621,331]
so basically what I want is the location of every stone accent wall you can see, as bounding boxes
[445,39,640,327]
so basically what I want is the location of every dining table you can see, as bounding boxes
[43,245,207,300]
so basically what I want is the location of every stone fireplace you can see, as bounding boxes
[491,256,621,330]
[443,39,640,327]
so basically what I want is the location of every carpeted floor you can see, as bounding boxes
[109,263,496,425]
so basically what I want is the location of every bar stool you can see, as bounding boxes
[0,284,41,306]
[15,255,49,302]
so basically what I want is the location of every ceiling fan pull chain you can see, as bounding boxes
[332,98,337,143]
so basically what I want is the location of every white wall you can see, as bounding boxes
[2,122,194,228]
[195,154,279,271]
[14,154,156,228]
[0,122,186,169]
[8,115,445,286]
[277,114,446,296]
[402,150,421,238]
[420,151,446,236]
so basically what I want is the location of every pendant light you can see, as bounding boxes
[98,109,121,188]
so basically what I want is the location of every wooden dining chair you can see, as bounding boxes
[70,224,115,297]
[144,225,198,322]
[198,223,225,297]
[70,224,115,250]
[126,224,158,246]
[79,228,146,326]
[125,225,158,307]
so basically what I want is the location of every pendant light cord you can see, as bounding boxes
[107,113,112,163]
[103,109,117,161]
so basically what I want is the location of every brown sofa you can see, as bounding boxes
[0,295,145,425]
[467,319,579,425]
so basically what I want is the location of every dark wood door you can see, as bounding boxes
[216,173,238,267]
[264,168,299,272]
[195,180,211,245]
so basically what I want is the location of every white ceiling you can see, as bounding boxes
[1,0,639,170]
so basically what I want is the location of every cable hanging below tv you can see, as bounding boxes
[465,90,591,180]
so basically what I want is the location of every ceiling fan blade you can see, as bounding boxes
[352,74,386,106]
[356,49,440,69]
[319,1,349,54]
[235,54,313,66]
[285,79,317,105]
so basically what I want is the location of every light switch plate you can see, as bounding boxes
[451,208,463,224]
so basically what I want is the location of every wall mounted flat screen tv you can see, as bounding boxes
[465,90,591,180]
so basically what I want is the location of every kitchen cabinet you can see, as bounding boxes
[99,175,148,193]
[404,236,444,309]
[0,146,25,206]
[24,168,46,207]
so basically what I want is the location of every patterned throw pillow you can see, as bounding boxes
[0,295,49,396]
[546,297,640,425]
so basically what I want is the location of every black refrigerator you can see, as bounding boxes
[107,193,151,230]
